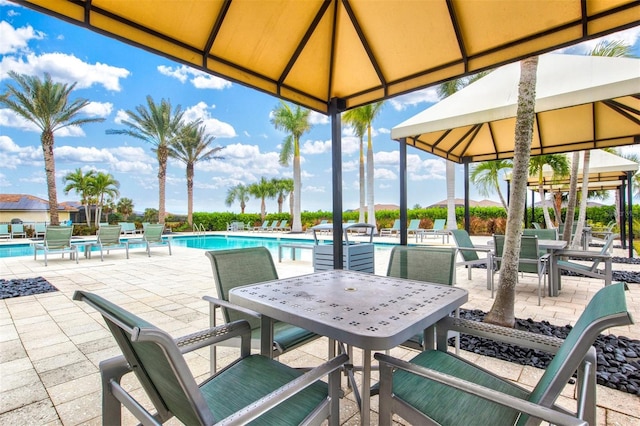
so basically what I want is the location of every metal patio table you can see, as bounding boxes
[229,269,468,425]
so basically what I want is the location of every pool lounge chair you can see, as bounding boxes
[380,219,400,237]
[252,220,270,232]
[73,290,346,426]
[10,223,26,238]
[406,219,421,237]
[0,224,10,239]
[418,218,446,241]
[266,220,280,232]
[33,225,78,266]
[33,223,46,238]
[275,219,290,231]
[375,282,633,426]
[118,222,137,234]
[142,224,171,256]
[94,225,129,260]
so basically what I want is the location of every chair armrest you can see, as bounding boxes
[374,353,587,426]
[456,246,493,254]
[436,316,564,354]
[217,353,349,425]
[203,295,262,318]
[554,250,612,260]
[175,320,252,354]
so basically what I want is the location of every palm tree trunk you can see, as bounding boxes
[187,163,194,226]
[42,131,60,225]
[572,151,591,248]
[157,146,168,224]
[292,152,302,232]
[563,152,580,242]
[446,161,456,229]
[359,137,366,224]
[485,56,539,328]
[366,128,376,233]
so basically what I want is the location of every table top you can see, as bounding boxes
[229,269,468,350]
[487,238,567,250]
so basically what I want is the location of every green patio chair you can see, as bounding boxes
[553,233,617,290]
[406,219,421,236]
[33,223,46,238]
[494,235,549,305]
[275,219,290,231]
[386,245,457,351]
[380,219,400,236]
[450,229,494,291]
[142,224,171,256]
[420,218,446,239]
[73,290,346,426]
[33,225,78,266]
[10,223,26,238]
[0,224,10,239]
[524,228,558,241]
[375,282,633,426]
[252,220,271,232]
[204,247,320,372]
[94,225,129,260]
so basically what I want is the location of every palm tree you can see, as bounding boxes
[0,72,105,225]
[168,122,224,226]
[342,102,384,231]
[485,56,539,328]
[343,112,368,224]
[117,197,134,221]
[63,168,96,226]
[528,154,569,229]
[249,177,277,222]
[225,184,251,214]
[271,178,294,215]
[89,172,120,227]
[470,160,512,210]
[270,101,312,232]
[106,96,185,224]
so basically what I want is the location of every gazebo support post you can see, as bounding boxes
[464,160,470,233]
[400,138,408,246]
[330,98,345,269]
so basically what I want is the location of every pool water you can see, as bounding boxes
[0,235,392,259]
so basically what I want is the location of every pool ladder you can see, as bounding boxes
[193,223,207,236]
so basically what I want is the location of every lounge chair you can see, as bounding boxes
[33,223,46,238]
[450,229,494,291]
[419,218,446,239]
[252,220,271,232]
[10,223,26,238]
[33,225,78,266]
[375,282,633,426]
[266,220,280,232]
[142,224,171,256]
[380,219,400,237]
[94,225,129,260]
[275,219,290,231]
[494,234,549,305]
[204,247,320,372]
[406,219,421,237]
[73,290,346,426]
[0,224,10,239]
[386,246,457,350]
[118,222,137,234]
[553,233,617,290]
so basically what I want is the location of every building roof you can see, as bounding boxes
[0,194,78,212]
[428,198,503,208]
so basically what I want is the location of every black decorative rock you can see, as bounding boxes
[0,277,58,299]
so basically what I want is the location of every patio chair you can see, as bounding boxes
[386,246,457,351]
[494,235,549,305]
[73,290,346,426]
[380,219,400,236]
[267,220,280,232]
[450,229,494,292]
[524,228,558,241]
[531,222,542,229]
[94,225,129,260]
[10,223,26,238]
[204,247,320,371]
[275,219,290,231]
[33,225,78,266]
[553,233,617,290]
[375,282,632,426]
[406,219,421,236]
[142,224,171,256]
[0,224,10,239]
[420,218,446,239]
[253,220,271,232]
[33,223,46,238]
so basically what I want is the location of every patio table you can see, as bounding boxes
[229,269,468,425]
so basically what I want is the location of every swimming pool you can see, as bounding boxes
[0,235,393,259]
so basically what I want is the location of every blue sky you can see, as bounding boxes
[1,2,639,215]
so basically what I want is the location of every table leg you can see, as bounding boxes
[259,315,274,357]
[361,349,371,425]
[550,252,559,297]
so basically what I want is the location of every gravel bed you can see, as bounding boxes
[0,277,58,299]
[452,309,640,396]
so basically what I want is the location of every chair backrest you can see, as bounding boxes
[35,223,46,233]
[73,291,217,425]
[44,226,73,249]
[143,224,164,242]
[97,225,122,245]
[587,232,618,272]
[520,282,632,425]
[279,219,288,228]
[432,219,446,230]
[12,224,24,233]
[407,219,421,230]
[531,222,541,229]
[493,234,540,274]
[0,224,9,234]
[390,219,400,230]
[206,247,279,328]
[523,228,557,241]
[450,229,479,262]
[386,246,456,286]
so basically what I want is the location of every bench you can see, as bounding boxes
[278,243,313,262]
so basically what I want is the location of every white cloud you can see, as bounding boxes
[183,102,237,138]
[378,127,390,134]
[0,135,42,168]
[0,20,44,54]
[389,87,440,111]
[82,101,113,118]
[301,139,331,155]
[0,52,130,91]
[198,142,282,179]
[0,108,86,136]
[309,111,329,125]
[374,168,397,180]
[113,110,130,124]
[554,27,640,54]
[303,185,325,193]
[157,64,231,90]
